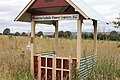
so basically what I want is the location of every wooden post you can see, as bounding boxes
[38,54,41,80]
[69,56,72,80]
[53,21,58,80]
[77,20,83,69]
[54,21,58,54]
[93,20,97,55]
[61,59,63,80]
[45,57,47,80]
[53,55,56,80]
[31,20,36,75]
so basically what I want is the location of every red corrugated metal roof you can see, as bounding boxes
[15,0,105,23]
[30,0,70,9]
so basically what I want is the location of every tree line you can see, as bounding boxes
[0,28,44,37]
[0,28,120,41]
[82,31,120,41]
[0,28,72,38]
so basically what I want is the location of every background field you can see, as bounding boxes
[0,35,120,80]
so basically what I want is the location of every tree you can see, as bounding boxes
[64,31,72,38]
[112,21,120,28]
[109,31,119,41]
[89,33,93,39]
[3,28,10,35]
[36,31,43,37]
[21,32,27,36]
[97,33,103,40]
[119,22,120,26]
[82,32,89,39]
[15,32,20,36]
[58,31,64,38]
[110,31,118,36]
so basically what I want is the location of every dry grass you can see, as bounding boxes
[0,35,120,80]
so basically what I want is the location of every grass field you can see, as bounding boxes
[0,35,120,80]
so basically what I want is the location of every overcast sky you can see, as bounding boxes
[0,0,120,33]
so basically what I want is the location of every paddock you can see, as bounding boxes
[15,0,105,80]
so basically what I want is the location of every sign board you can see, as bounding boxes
[32,14,79,21]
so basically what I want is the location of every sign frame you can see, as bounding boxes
[32,14,79,21]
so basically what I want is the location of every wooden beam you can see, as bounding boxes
[93,20,97,55]
[53,21,58,80]
[32,12,79,16]
[54,21,58,54]
[66,0,89,19]
[31,20,36,75]
[15,0,35,21]
[77,19,83,69]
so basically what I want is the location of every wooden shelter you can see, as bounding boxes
[15,0,105,79]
